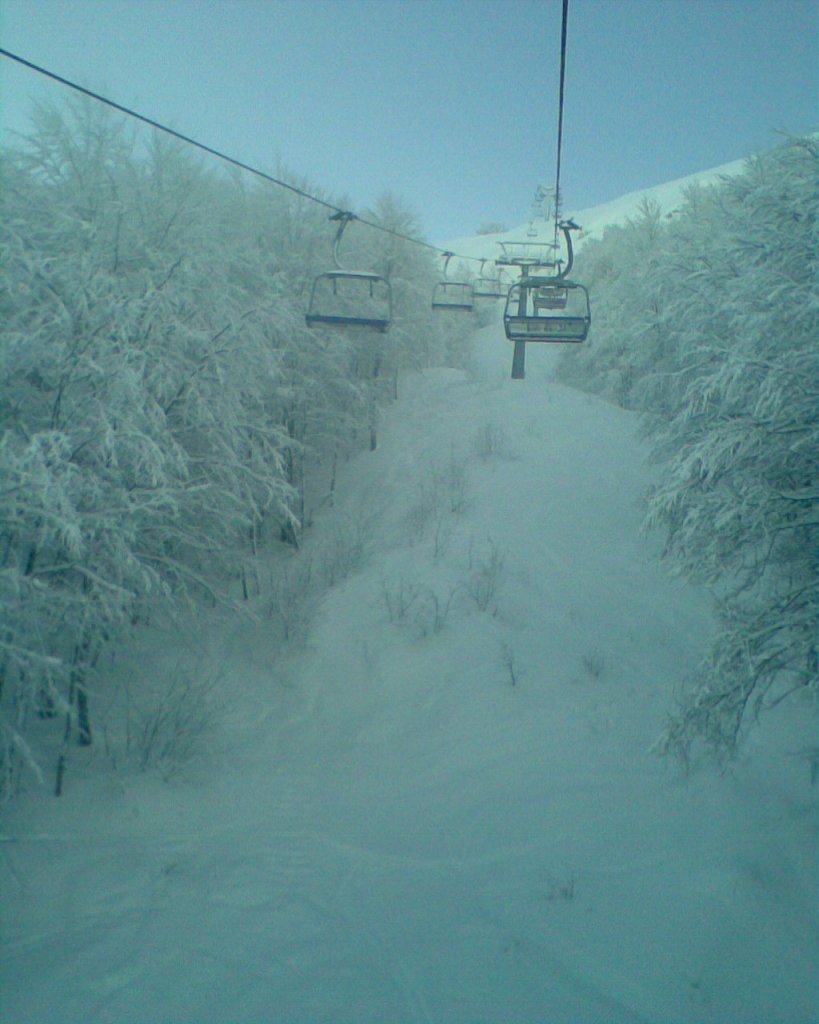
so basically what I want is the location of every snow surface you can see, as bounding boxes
[2,313,817,1022]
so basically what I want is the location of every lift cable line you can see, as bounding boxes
[552,0,570,255]
[0,47,487,268]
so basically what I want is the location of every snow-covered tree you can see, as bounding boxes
[1,103,300,793]
[644,138,818,758]
[557,137,818,758]
[554,197,672,406]
[1,97,469,798]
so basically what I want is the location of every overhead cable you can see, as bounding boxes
[0,47,485,266]
[552,0,570,253]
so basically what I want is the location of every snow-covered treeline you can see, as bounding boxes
[556,136,818,759]
[0,99,474,800]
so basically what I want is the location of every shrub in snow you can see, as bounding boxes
[266,555,315,644]
[581,650,606,679]
[466,537,505,614]
[499,642,524,687]
[472,421,514,461]
[100,663,222,779]
[318,514,375,588]
[380,576,461,638]
[405,480,442,543]
[411,584,462,638]
[405,453,470,546]
[435,451,470,514]
[381,575,425,625]
[543,873,578,902]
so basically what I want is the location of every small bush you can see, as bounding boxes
[406,483,440,542]
[472,421,514,461]
[115,666,223,779]
[381,575,424,624]
[467,538,504,613]
[406,454,469,543]
[435,452,469,513]
[543,873,578,902]
[499,642,524,686]
[381,576,461,638]
[319,514,374,587]
[267,555,314,643]
[582,650,606,678]
[412,584,462,637]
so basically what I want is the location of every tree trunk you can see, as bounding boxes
[76,679,93,747]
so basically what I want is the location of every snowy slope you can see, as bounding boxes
[442,156,748,261]
[2,305,816,1024]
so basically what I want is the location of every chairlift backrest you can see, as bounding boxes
[495,240,559,271]
[432,280,474,311]
[471,258,504,300]
[432,251,475,311]
[532,284,568,310]
[473,277,505,300]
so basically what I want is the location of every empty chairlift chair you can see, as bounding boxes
[432,280,475,311]
[432,252,475,311]
[473,259,506,300]
[306,271,391,331]
[495,239,559,275]
[306,212,392,332]
[473,277,505,300]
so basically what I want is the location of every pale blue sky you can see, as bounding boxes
[1,0,816,243]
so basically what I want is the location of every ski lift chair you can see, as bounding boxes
[503,278,590,343]
[473,259,506,300]
[306,271,391,331]
[432,280,475,311]
[495,240,559,273]
[305,212,392,331]
[473,278,505,300]
[431,252,474,311]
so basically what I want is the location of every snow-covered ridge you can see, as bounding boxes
[440,155,748,260]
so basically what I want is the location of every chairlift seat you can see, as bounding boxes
[503,279,590,344]
[306,271,391,331]
[474,277,506,300]
[432,281,474,311]
[495,240,559,270]
[532,285,568,310]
